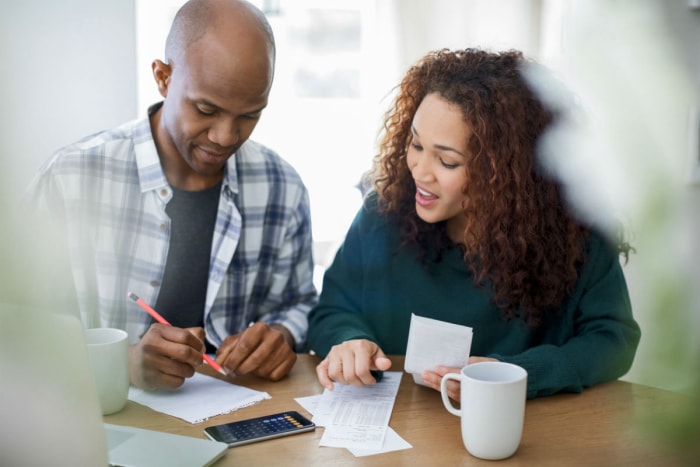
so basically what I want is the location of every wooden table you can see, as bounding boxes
[105,355,685,466]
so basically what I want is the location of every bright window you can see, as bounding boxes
[136,1,392,271]
[136,0,564,279]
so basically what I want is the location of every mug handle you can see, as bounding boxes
[440,373,462,416]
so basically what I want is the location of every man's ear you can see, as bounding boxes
[152,59,172,98]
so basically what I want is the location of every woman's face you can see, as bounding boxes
[406,93,470,243]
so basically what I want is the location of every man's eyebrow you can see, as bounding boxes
[411,125,465,157]
[191,98,220,110]
[192,97,267,116]
[244,105,266,115]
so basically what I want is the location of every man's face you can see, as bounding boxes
[155,30,273,187]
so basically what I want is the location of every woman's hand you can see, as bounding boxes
[316,339,392,390]
[421,356,499,401]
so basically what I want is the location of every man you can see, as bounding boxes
[25,0,317,390]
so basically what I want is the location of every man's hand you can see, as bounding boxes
[215,322,296,381]
[129,324,207,390]
[315,339,392,390]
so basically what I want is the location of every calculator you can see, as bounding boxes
[203,411,316,447]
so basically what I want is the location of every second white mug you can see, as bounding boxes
[441,361,527,460]
[85,327,129,415]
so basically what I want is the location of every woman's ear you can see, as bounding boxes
[152,59,172,98]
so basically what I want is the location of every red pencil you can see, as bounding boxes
[127,292,227,376]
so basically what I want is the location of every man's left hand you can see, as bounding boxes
[215,322,296,380]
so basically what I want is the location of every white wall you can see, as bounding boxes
[0,0,137,203]
[393,0,542,71]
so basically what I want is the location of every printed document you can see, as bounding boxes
[312,371,401,450]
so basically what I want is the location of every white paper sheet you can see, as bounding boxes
[347,427,412,457]
[404,313,473,385]
[312,371,402,450]
[128,372,270,423]
[294,394,320,414]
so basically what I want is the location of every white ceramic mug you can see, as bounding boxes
[440,361,527,460]
[85,327,129,415]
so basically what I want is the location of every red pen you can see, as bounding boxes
[127,292,227,376]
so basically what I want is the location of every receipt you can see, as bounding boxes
[313,371,401,450]
[404,313,473,385]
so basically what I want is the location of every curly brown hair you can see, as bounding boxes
[369,48,630,326]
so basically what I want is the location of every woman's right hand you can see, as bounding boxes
[315,339,392,390]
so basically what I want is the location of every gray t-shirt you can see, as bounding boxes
[154,182,222,343]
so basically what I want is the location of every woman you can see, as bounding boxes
[307,48,640,399]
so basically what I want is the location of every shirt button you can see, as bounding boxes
[160,188,168,197]
[159,223,167,231]
[150,280,160,287]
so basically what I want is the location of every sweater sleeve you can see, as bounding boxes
[307,203,379,357]
[491,234,641,399]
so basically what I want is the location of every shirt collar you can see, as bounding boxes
[133,102,239,197]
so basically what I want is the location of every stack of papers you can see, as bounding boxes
[313,372,401,450]
[296,372,412,457]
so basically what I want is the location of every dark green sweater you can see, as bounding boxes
[307,195,640,399]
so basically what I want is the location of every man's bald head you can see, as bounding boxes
[164,0,275,65]
[150,0,276,190]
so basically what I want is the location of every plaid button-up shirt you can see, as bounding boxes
[26,107,317,350]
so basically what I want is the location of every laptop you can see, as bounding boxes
[0,304,228,467]
[105,423,227,467]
